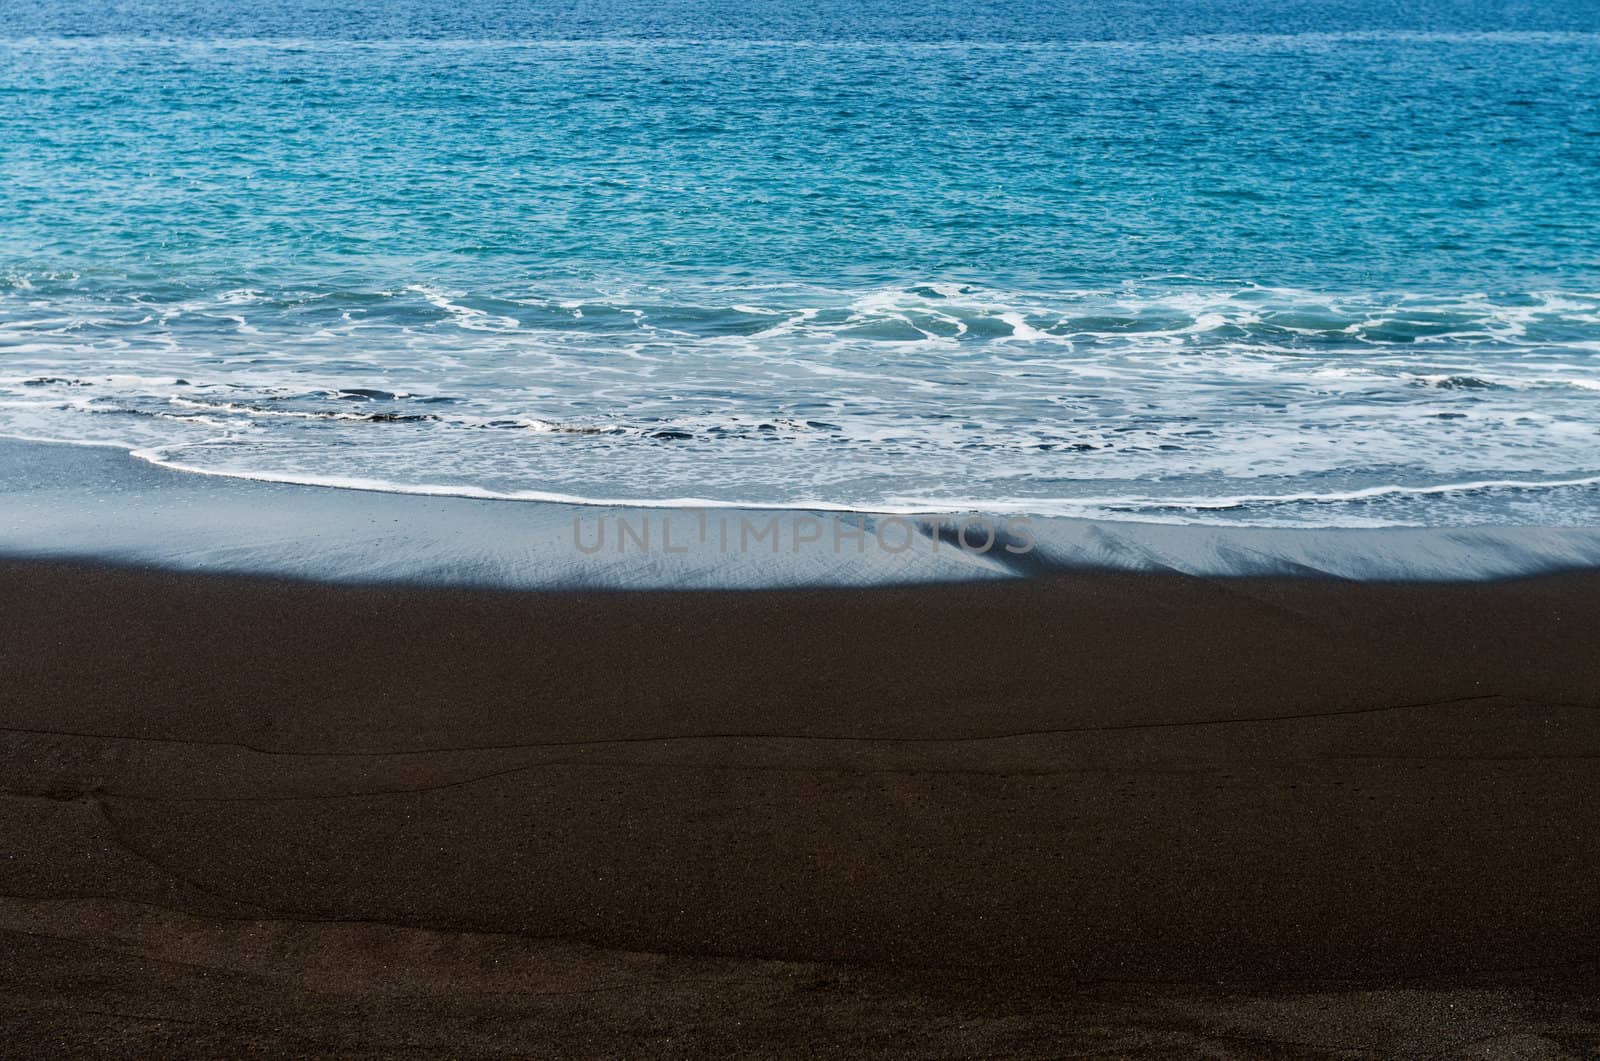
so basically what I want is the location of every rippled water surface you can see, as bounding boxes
[3,4,1599,525]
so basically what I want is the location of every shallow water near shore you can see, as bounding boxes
[6,437,1600,585]
[4,7,1600,527]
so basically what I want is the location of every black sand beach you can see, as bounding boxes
[3,557,1599,1055]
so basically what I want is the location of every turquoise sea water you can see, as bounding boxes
[3,3,1599,525]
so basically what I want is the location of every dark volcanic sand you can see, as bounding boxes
[2,559,1598,1055]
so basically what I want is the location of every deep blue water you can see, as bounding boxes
[3,2,1599,524]
[5,0,1598,42]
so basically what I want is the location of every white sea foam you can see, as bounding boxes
[87,439,1600,527]
[4,280,1600,528]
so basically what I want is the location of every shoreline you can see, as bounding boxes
[3,557,1599,1052]
[5,435,1600,586]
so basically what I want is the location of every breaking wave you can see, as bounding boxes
[2,279,1598,527]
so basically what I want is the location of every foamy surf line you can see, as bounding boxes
[133,444,1600,522]
[127,444,950,516]
[4,435,1600,586]
[7,431,1599,526]
[5,279,1600,530]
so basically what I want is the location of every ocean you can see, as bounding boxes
[3,1,1599,527]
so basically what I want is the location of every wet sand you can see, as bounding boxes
[8,436,1600,586]
[2,559,1599,1054]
